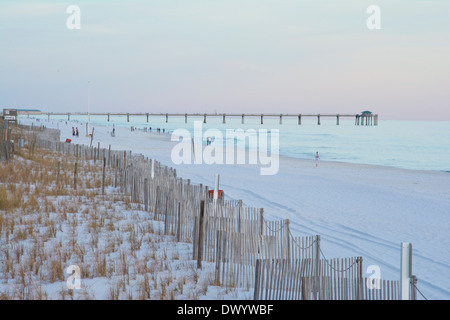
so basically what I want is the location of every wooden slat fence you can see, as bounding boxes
[254,257,402,300]
[18,126,411,300]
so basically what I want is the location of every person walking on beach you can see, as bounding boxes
[76,127,79,137]
[72,127,75,136]
[315,151,320,167]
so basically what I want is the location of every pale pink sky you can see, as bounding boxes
[1,0,449,120]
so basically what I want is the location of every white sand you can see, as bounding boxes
[25,118,450,299]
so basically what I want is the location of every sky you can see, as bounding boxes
[1,0,449,120]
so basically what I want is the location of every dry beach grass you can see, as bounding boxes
[0,142,247,300]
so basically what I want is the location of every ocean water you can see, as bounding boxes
[21,114,450,172]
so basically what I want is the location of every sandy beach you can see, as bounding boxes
[24,118,450,299]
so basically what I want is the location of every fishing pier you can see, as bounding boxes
[39,112,378,126]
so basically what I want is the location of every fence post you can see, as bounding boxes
[131,173,135,202]
[286,219,290,260]
[123,165,127,195]
[155,186,160,218]
[151,158,155,179]
[164,194,169,235]
[238,200,243,233]
[213,173,220,200]
[176,202,181,242]
[56,161,61,193]
[215,230,222,286]
[74,162,78,190]
[400,242,412,300]
[357,256,364,300]
[259,208,264,236]
[108,144,111,166]
[135,173,140,203]
[192,216,198,260]
[102,157,106,195]
[314,235,321,299]
[254,259,262,300]
[315,235,321,273]
[410,275,418,300]
[197,200,205,269]
[144,178,149,211]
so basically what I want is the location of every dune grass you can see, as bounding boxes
[0,142,246,300]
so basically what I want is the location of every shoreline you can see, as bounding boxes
[19,116,450,175]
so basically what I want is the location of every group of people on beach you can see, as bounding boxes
[72,127,79,137]
[74,122,320,167]
[130,126,168,134]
